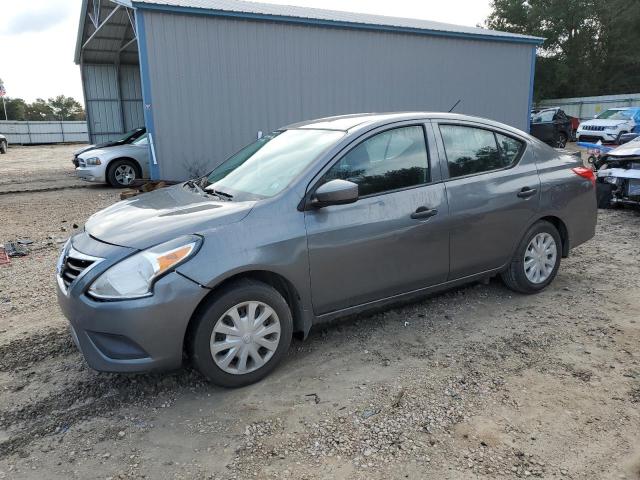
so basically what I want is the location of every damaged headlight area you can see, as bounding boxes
[88,235,202,300]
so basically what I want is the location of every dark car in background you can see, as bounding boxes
[72,127,146,167]
[530,108,574,148]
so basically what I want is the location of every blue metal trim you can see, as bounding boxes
[132,2,544,46]
[527,46,537,132]
[135,9,160,180]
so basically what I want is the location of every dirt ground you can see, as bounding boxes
[0,144,639,480]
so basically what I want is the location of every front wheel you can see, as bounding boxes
[107,159,140,187]
[188,279,293,388]
[501,221,562,294]
[556,132,568,148]
[0,140,7,154]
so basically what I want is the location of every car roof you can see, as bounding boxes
[284,112,524,134]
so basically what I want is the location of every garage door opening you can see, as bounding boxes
[75,1,143,144]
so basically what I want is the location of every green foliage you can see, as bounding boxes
[0,95,85,121]
[486,0,640,100]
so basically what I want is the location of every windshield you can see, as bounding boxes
[132,133,148,145]
[117,128,143,142]
[596,109,633,120]
[205,129,344,200]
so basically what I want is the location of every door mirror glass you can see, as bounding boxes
[312,179,358,208]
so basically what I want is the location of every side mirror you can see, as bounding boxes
[311,179,358,208]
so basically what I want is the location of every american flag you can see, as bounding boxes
[0,84,5,97]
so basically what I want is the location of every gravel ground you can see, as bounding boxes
[0,145,639,480]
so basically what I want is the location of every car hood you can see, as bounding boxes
[607,138,640,158]
[74,142,117,156]
[580,119,630,128]
[78,144,143,160]
[85,184,255,249]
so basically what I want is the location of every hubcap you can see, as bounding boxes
[210,301,281,375]
[114,165,136,185]
[524,232,557,284]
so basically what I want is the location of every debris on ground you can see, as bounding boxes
[3,241,29,257]
[120,181,171,200]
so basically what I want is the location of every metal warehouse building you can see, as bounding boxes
[75,0,542,181]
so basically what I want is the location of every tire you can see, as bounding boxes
[188,279,293,388]
[616,131,628,145]
[501,220,562,294]
[556,132,568,148]
[596,182,615,209]
[106,159,140,187]
[0,141,6,154]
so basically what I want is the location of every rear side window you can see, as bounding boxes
[324,126,430,196]
[496,133,525,165]
[440,125,523,178]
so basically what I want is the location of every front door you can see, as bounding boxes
[435,122,541,279]
[304,124,450,315]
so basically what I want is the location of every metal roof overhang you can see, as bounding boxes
[113,0,543,46]
[75,0,139,64]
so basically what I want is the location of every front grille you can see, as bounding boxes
[58,247,102,292]
[61,256,95,289]
[583,125,606,131]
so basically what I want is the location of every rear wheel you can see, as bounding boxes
[0,140,7,154]
[188,279,293,388]
[501,221,561,294]
[107,159,140,187]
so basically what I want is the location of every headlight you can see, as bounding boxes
[607,125,620,131]
[84,157,101,165]
[604,176,619,185]
[88,235,201,300]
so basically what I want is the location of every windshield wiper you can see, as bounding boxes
[206,188,233,200]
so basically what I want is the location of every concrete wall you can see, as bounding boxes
[538,93,640,120]
[0,121,89,144]
[141,11,534,181]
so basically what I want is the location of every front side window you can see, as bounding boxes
[323,126,430,197]
[532,110,555,123]
[205,129,344,200]
[440,125,522,178]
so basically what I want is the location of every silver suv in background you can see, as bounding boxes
[56,113,597,387]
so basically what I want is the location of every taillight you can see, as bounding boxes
[572,166,596,186]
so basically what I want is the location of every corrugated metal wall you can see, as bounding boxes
[82,63,144,144]
[142,11,533,180]
[538,93,640,120]
[0,121,89,144]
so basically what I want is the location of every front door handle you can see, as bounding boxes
[410,206,438,220]
[517,187,537,199]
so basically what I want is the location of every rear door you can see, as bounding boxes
[433,121,540,279]
[304,122,450,315]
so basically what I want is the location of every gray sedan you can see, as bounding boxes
[56,113,597,387]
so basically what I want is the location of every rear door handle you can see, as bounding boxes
[517,187,537,199]
[410,206,438,220]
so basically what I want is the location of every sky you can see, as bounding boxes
[0,0,492,104]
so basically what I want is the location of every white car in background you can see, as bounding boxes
[576,107,640,144]
[75,134,150,187]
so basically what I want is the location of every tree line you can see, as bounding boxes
[486,0,640,101]
[2,95,86,121]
